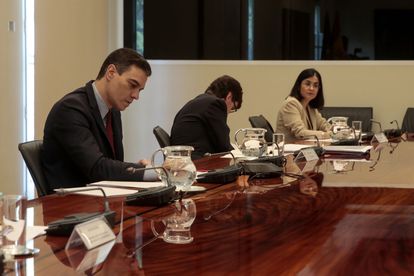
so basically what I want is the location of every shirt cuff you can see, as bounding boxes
[142,165,160,181]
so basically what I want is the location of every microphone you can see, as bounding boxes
[314,135,321,147]
[384,119,403,139]
[390,120,400,129]
[295,135,325,157]
[369,149,381,172]
[125,166,171,187]
[197,151,242,184]
[46,187,117,236]
[124,166,177,206]
[300,134,321,147]
[204,151,236,164]
[370,119,383,132]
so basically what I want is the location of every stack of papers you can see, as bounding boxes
[284,144,313,153]
[56,181,165,197]
[323,145,372,155]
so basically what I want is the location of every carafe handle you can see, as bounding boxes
[234,128,246,148]
[151,148,165,168]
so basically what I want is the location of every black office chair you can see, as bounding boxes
[320,107,373,133]
[402,108,414,133]
[248,115,274,142]
[153,126,171,148]
[18,140,50,197]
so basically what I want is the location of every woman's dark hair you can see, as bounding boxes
[204,75,243,109]
[289,68,324,109]
[96,48,152,79]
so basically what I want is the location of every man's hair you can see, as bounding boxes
[204,75,243,109]
[96,48,152,79]
[289,68,324,109]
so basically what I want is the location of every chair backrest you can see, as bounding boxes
[320,107,373,132]
[248,115,274,142]
[402,108,414,133]
[18,140,50,197]
[153,125,171,148]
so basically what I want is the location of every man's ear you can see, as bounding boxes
[225,91,233,101]
[106,64,117,80]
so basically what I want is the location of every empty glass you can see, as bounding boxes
[272,133,285,156]
[1,195,31,257]
[352,121,362,141]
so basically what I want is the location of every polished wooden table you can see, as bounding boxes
[6,140,414,275]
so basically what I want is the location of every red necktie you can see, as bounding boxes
[105,110,115,154]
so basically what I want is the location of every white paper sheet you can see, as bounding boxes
[88,181,164,189]
[323,145,372,153]
[58,186,142,197]
[284,144,312,153]
[26,225,48,241]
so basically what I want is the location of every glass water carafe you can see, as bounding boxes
[234,128,267,157]
[151,146,196,192]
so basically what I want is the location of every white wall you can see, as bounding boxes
[123,60,414,161]
[0,0,25,194]
[35,0,114,137]
[123,61,414,161]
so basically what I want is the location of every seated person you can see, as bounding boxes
[42,48,153,191]
[276,68,331,142]
[170,75,243,159]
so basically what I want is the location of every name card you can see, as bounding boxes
[374,133,388,144]
[66,217,115,251]
[301,159,318,173]
[295,148,319,162]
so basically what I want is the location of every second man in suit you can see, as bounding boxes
[170,75,243,159]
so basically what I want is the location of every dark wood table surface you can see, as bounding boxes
[5,140,414,275]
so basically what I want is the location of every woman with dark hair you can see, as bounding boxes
[276,68,331,142]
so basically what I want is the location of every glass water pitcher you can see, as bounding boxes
[151,146,196,192]
[234,128,267,157]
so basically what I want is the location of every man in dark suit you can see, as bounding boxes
[170,75,243,159]
[42,48,152,191]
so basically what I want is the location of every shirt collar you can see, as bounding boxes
[92,81,109,120]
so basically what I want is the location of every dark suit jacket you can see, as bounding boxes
[41,81,144,191]
[170,93,232,159]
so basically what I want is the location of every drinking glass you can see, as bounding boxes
[1,195,31,257]
[272,133,285,156]
[352,121,362,141]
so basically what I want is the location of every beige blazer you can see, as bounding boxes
[276,96,331,142]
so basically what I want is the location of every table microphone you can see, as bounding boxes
[370,119,383,132]
[46,187,116,236]
[124,166,177,206]
[197,151,242,184]
[384,119,403,139]
[204,151,236,163]
[294,135,325,157]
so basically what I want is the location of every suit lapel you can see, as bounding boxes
[85,81,115,158]
[112,110,124,161]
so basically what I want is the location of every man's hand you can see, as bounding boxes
[138,159,150,166]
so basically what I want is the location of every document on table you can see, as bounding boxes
[88,181,164,189]
[323,145,372,154]
[56,186,138,197]
[284,144,313,153]
[59,181,165,197]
